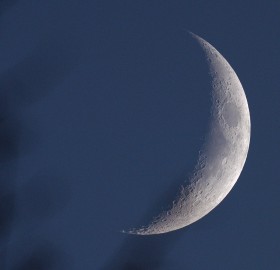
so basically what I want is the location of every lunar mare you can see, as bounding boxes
[126,33,251,235]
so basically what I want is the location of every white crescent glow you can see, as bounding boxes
[125,33,251,235]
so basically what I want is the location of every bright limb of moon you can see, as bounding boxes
[125,33,251,235]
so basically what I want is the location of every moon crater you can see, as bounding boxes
[221,102,240,128]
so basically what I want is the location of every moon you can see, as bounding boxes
[125,33,251,235]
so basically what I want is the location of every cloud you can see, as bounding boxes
[0,0,20,16]
[102,173,188,269]
[0,38,79,108]
[18,170,72,223]
[102,234,177,269]
[0,24,80,234]
[12,243,63,270]
[0,21,81,269]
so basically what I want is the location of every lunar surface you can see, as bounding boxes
[125,33,251,235]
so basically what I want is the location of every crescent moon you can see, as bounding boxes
[125,33,251,235]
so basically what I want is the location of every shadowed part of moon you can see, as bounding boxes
[125,33,251,235]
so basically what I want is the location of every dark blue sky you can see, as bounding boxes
[0,1,279,269]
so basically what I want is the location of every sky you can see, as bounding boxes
[0,1,279,269]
